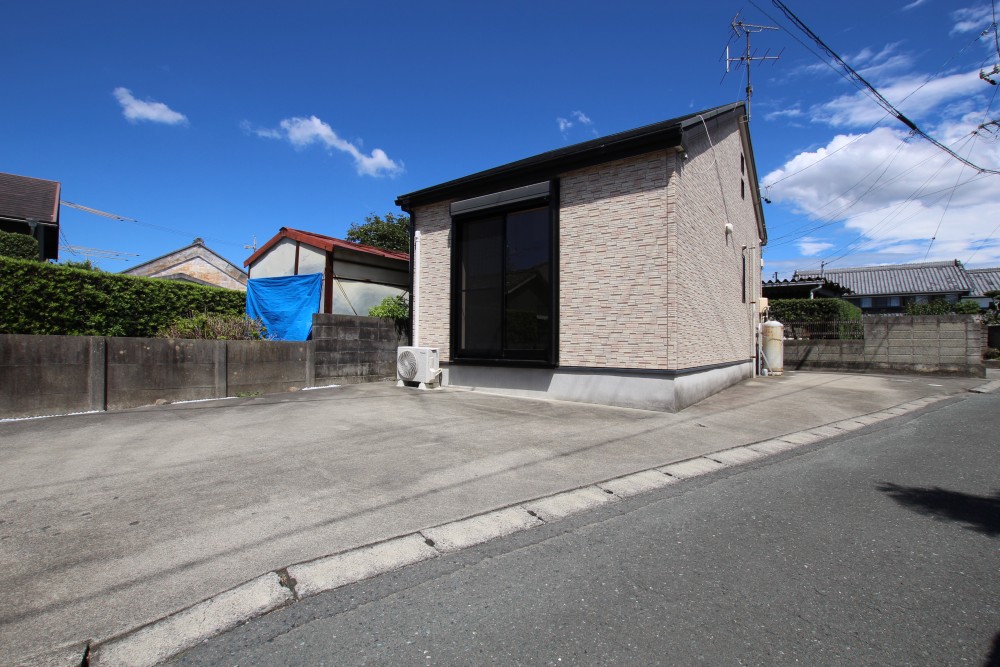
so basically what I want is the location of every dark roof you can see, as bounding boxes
[244,227,409,267]
[967,267,1000,297]
[396,102,746,209]
[762,277,852,298]
[0,172,61,223]
[794,260,973,297]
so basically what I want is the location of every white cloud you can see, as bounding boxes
[763,114,1000,268]
[808,69,986,128]
[951,5,994,34]
[765,107,804,122]
[251,115,403,177]
[902,0,929,11]
[797,237,835,256]
[557,110,597,137]
[113,87,188,125]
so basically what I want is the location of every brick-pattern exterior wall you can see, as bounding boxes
[674,117,761,368]
[412,201,452,362]
[558,152,670,368]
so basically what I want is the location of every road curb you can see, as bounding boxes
[79,392,958,667]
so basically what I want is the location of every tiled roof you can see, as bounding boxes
[794,260,973,297]
[245,227,409,267]
[966,267,1000,297]
[0,172,60,223]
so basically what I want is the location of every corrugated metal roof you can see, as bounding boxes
[793,260,972,297]
[245,227,409,267]
[0,172,60,223]
[967,267,1000,297]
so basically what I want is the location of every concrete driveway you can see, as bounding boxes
[0,371,988,665]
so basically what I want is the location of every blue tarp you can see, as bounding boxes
[246,273,323,341]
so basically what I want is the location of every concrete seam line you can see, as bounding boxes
[421,506,543,552]
[90,572,293,667]
[288,534,439,598]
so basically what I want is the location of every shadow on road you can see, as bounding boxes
[985,630,1000,667]
[877,482,1000,537]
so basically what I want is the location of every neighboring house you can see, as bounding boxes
[793,260,978,314]
[965,267,1000,309]
[0,172,60,261]
[121,238,248,291]
[761,276,851,301]
[244,227,409,315]
[396,101,766,412]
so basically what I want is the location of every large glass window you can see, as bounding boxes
[454,205,554,363]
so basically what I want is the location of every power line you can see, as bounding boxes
[769,0,1000,176]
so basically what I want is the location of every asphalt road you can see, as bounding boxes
[168,391,1000,666]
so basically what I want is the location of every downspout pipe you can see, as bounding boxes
[412,229,421,347]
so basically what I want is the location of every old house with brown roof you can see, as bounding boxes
[121,238,248,291]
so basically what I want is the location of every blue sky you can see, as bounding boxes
[3,1,999,277]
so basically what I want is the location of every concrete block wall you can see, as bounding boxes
[783,315,984,377]
[312,313,407,385]
[0,335,105,417]
[1,316,402,418]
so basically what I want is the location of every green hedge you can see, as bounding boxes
[0,230,40,261]
[768,298,862,323]
[0,255,246,336]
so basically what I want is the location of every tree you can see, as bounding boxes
[345,212,410,254]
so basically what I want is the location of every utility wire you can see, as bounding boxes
[769,0,1000,176]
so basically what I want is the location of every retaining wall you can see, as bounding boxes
[0,314,403,418]
[783,315,984,377]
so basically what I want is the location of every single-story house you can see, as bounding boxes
[244,227,409,315]
[121,237,248,291]
[762,276,851,300]
[965,267,1000,309]
[396,101,766,412]
[793,260,979,314]
[0,172,61,261]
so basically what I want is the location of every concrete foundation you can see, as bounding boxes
[444,361,752,412]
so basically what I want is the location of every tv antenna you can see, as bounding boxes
[723,14,781,122]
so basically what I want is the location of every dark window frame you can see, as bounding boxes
[449,182,559,367]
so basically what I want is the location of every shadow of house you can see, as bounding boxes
[878,482,1000,536]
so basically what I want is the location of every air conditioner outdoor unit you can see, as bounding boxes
[396,346,440,386]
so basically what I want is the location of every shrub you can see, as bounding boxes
[157,313,270,340]
[906,299,981,315]
[368,294,409,320]
[767,298,861,323]
[0,255,246,336]
[0,230,39,261]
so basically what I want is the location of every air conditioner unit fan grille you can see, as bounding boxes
[397,350,418,381]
